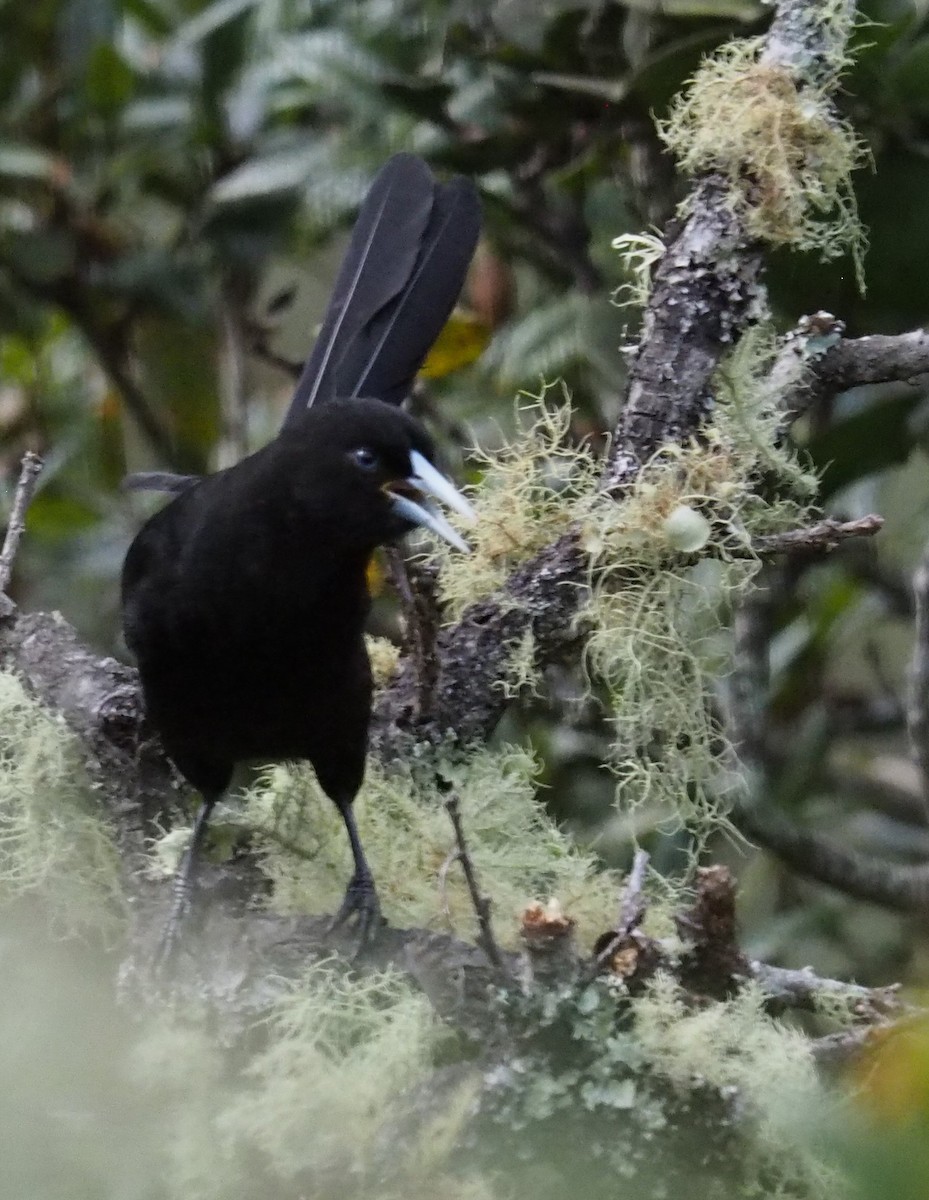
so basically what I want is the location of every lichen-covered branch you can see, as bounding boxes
[603,173,766,491]
[751,961,904,1023]
[784,327,929,422]
[753,514,883,556]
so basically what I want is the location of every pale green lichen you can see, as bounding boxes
[431,396,599,621]
[611,230,666,310]
[0,670,124,937]
[220,968,443,1179]
[498,627,542,700]
[125,965,483,1200]
[365,633,401,688]
[425,323,818,855]
[632,974,838,1196]
[658,34,869,289]
[241,744,619,949]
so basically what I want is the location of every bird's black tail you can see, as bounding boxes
[282,153,481,426]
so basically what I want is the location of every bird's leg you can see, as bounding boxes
[329,801,383,953]
[155,794,218,970]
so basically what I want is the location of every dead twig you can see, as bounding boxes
[444,792,509,977]
[0,452,43,598]
[437,846,460,926]
[753,514,883,557]
[751,962,905,1023]
[584,850,651,983]
[908,539,929,824]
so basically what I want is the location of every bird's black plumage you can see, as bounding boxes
[122,155,480,957]
[285,154,481,417]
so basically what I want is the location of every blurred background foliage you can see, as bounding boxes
[4,0,929,1175]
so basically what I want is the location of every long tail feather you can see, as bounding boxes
[283,155,435,423]
[348,177,482,405]
[283,155,481,426]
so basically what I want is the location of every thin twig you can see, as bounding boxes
[753,515,883,557]
[444,793,508,975]
[908,539,929,824]
[0,452,43,596]
[587,850,650,978]
[437,847,459,925]
[616,849,650,940]
[245,321,302,380]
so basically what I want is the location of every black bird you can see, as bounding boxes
[122,154,480,954]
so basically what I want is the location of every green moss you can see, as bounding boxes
[0,670,124,937]
[241,745,620,949]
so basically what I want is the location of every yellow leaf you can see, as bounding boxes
[855,1019,929,1126]
[419,311,490,380]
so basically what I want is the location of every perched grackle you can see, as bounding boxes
[122,154,481,957]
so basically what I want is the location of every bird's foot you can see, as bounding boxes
[328,873,384,956]
[151,862,198,976]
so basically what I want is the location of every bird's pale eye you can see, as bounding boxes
[350,446,379,472]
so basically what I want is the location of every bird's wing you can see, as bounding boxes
[282,154,481,426]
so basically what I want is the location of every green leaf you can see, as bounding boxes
[122,96,193,132]
[119,0,172,36]
[85,43,135,116]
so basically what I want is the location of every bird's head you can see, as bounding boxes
[287,398,474,555]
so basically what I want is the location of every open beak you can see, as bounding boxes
[387,450,476,554]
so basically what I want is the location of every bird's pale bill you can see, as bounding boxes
[387,449,475,554]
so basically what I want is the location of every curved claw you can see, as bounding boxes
[328,872,385,956]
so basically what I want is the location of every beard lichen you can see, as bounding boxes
[631,974,838,1197]
[241,744,620,949]
[611,231,666,311]
[579,326,818,852]
[126,964,487,1200]
[0,670,124,938]
[425,326,817,857]
[430,396,600,622]
[657,34,868,289]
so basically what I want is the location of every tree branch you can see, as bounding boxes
[784,328,929,424]
[908,538,929,823]
[752,514,884,557]
[733,797,929,913]
[0,452,43,599]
